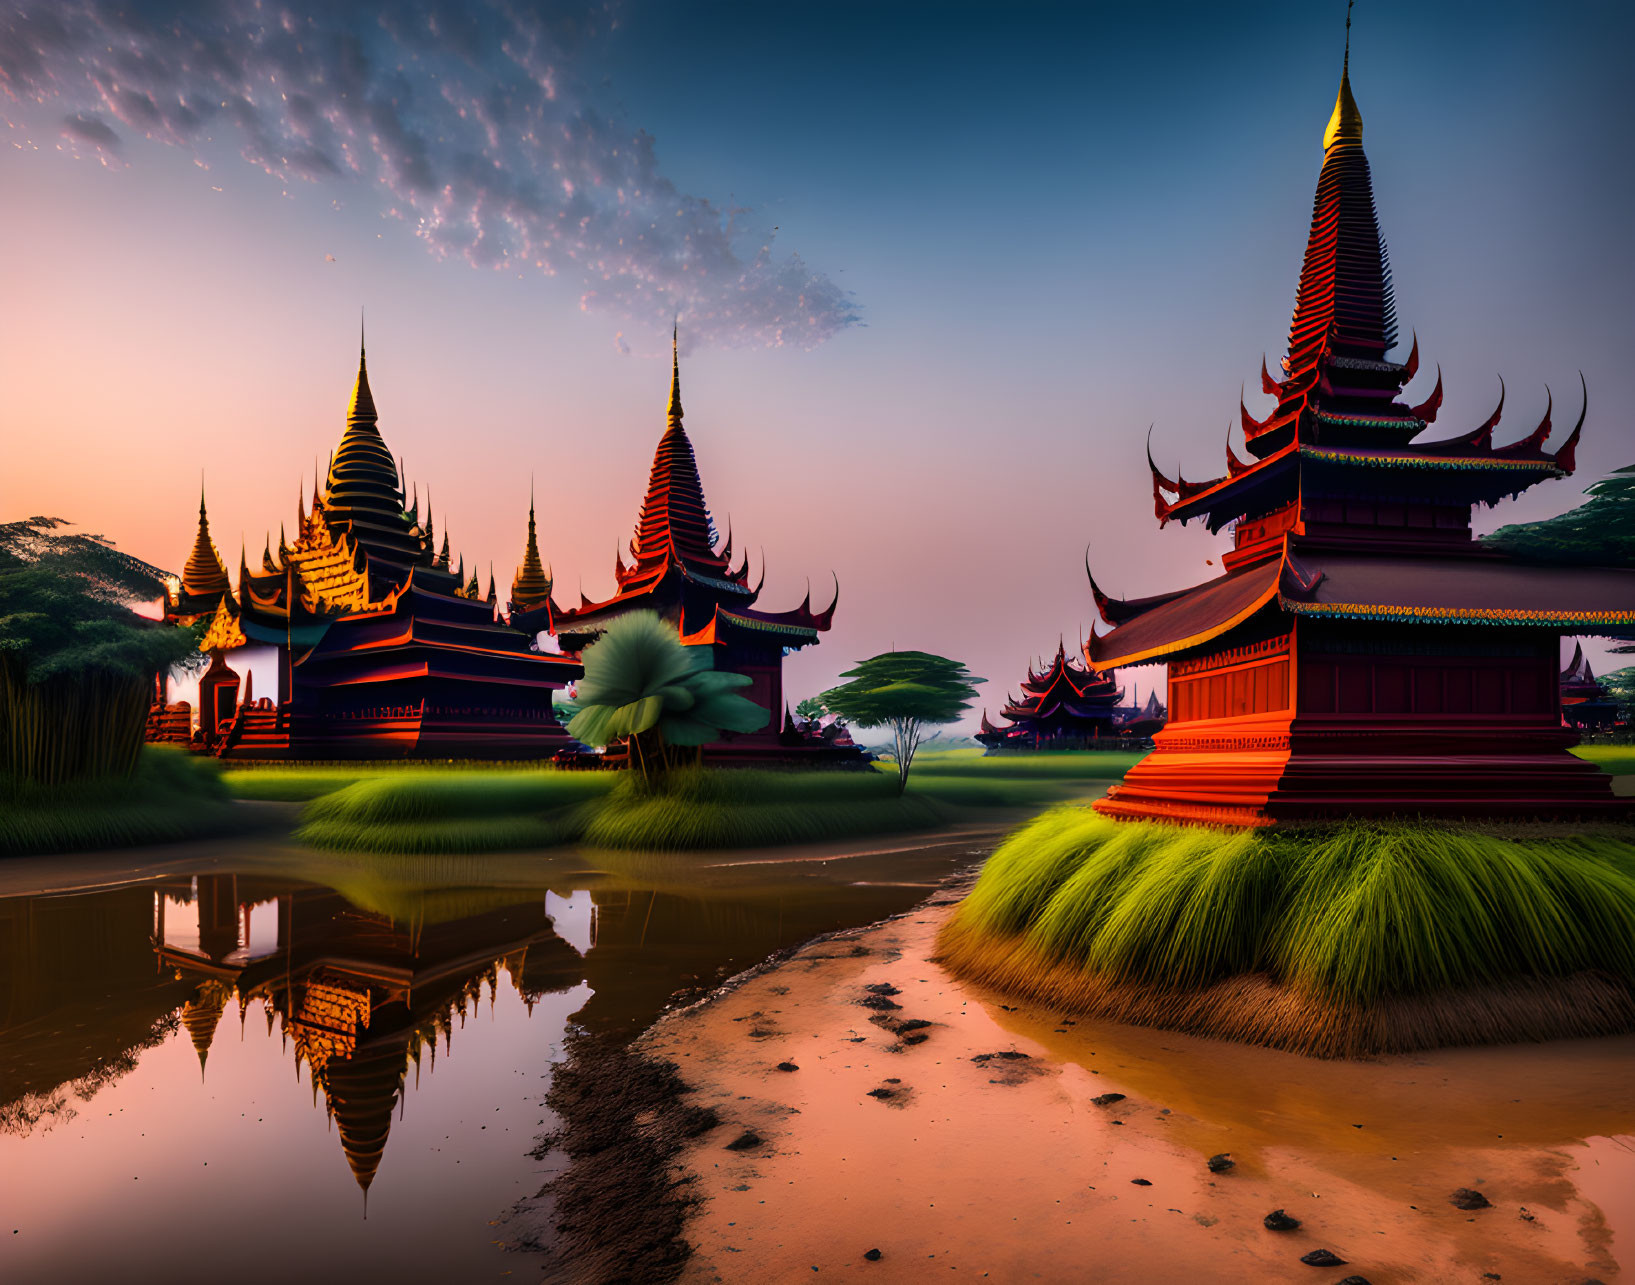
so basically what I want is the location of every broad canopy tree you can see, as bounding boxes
[566,611,768,785]
[1,517,202,787]
[820,650,983,792]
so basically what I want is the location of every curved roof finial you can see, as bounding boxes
[1323,0,1364,152]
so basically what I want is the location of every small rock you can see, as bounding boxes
[1518,1207,1536,1222]
[1336,1278,1373,1285]
[863,1249,882,1262]
[1207,1153,1235,1174]
[1300,1249,1348,1267]
[867,1088,897,1101]
[1092,1093,1126,1107]
[1130,1178,1152,1187]
[1450,1187,1490,1210]
[970,1051,1030,1063]
[725,1131,763,1151]
[864,983,901,996]
[1264,1209,1301,1232]
[776,1062,799,1072]
[858,995,902,1011]
[902,1032,929,1046]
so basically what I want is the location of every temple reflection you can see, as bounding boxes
[3,850,955,1196]
[153,874,585,1191]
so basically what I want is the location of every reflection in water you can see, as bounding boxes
[0,836,982,1282]
[152,874,582,1193]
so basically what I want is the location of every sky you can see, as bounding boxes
[3,0,1633,727]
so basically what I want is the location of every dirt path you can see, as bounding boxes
[645,894,1633,1283]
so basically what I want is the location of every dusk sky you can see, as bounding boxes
[3,0,1632,723]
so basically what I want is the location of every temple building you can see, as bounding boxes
[1560,643,1621,731]
[511,331,851,763]
[1085,36,1635,824]
[154,338,580,759]
[975,641,1138,751]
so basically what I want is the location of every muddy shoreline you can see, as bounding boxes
[529,877,1634,1283]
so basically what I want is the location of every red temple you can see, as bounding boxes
[511,332,854,763]
[975,641,1144,751]
[1086,45,1635,824]
[155,340,580,759]
[1559,643,1621,732]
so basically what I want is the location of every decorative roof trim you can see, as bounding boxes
[1278,598,1635,628]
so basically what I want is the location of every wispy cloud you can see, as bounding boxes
[0,1,860,349]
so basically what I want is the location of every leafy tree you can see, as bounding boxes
[1,517,202,787]
[1487,462,1635,567]
[794,696,828,722]
[566,611,767,786]
[1600,666,1635,721]
[820,651,983,793]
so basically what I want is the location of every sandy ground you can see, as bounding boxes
[646,894,1634,1283]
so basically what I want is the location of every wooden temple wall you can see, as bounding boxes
[1168,634,1292,725]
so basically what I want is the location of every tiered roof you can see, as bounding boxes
[163,486,233,622]
[1143,40,1584,537]
[978,641,1128,747]
[534,329,836,650]
[1088,31,1635,670]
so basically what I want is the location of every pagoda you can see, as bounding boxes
[976,642,1130,751]
[156,335,580,759]
[1559,643,1621,731]
[514,330,845,762]
[1085,30,1635,824]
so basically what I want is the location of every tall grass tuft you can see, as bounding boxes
[1,745,244,857]
[942,807,1635,1054]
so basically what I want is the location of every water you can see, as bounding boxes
[0,833,991,1283]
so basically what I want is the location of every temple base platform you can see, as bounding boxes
[1094,715,1629,827]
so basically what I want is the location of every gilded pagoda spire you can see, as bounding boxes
[512,480,554,609]
[182,479,231,596]
[1323,2,1364,152]
[668,322,684,425]
[348,317,377,426]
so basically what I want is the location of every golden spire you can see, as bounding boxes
[1323,0,1364,152]
[182,478,231,596]
[667,322,683,425]
[512,478,553,608]
[347,314,377,425]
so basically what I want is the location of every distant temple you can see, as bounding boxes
[1085,36,1635,823]
[511,331,855,764]
[155,337,580,759]
[975,642,1159,751]
[1560,644,1621,731]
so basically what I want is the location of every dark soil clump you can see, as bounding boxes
[517,1029,719,1284]
[1450,1187,1491,1210]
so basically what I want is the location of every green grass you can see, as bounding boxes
[297,771,615,853]
[949,809,1635,1005]
[1,746,248,857]
[222,760,557,801]
[1574,745,1635,775]
[292,754,1132,855]
[581,769,946,850]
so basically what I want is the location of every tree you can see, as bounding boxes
[820,651,983,793]
[1600,666,1635,722]
[565,611,768,786]
[1487,462,1635,568]
[1,517,202,787]
[794,696,828,723]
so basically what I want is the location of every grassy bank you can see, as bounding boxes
[295,751,1132,855]
[1,746,248,857]
[1573,745,1635,775]
[940,808,1635,1055]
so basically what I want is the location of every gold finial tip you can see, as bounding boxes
[1324,2,1364,150]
